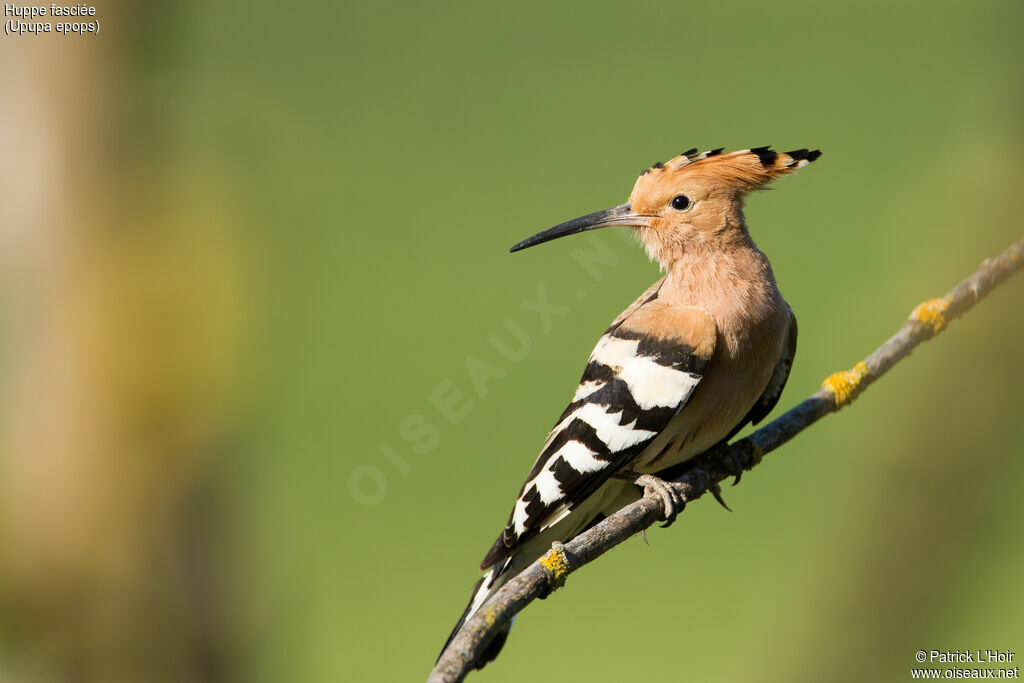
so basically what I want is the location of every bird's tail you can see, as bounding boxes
[437,562,514,670]
[436,486,627,670]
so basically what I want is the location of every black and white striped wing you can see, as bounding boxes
[481,301,716,570]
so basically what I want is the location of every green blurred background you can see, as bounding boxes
[1,1,1022,681]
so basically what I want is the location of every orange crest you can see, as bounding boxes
[633,146,821,197]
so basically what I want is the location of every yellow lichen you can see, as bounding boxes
[539,544,570,587]
[821,361,869,407]
[911,297,951,334]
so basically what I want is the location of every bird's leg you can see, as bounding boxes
[620,471,686,528]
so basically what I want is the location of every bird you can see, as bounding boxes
[438,145,820,669]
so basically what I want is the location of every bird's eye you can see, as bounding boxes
[671,195,692,211]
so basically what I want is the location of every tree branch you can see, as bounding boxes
[429,237,1024,683]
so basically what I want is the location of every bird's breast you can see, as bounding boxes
[630,305,789,472]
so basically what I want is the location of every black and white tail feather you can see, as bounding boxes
[437,550,515,670]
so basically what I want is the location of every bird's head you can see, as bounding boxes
[510,146,821,269]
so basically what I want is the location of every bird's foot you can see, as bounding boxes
[721,448,746,487]
[701,440,745,486]
[709,483,732,511]
[627,473,686,528]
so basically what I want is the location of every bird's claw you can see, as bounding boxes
[710,483,732,511]
[631,473,686,528]
[706,441,744,486]
[722,450,745,486]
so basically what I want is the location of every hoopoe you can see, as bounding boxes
[439,146,820,669]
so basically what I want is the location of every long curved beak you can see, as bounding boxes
[509,203,651,253]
